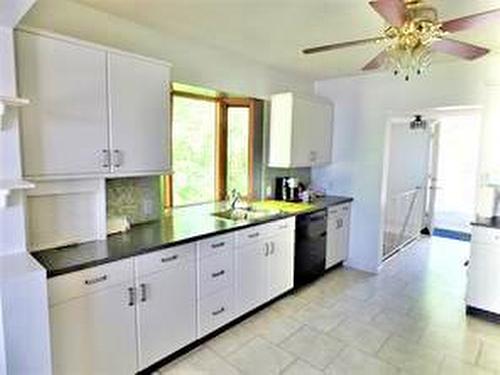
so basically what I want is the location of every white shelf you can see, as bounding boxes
[0,96,30,130]
[0,96,30,107]
[0,180,35,208]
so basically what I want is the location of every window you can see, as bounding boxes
[165,91,256,207]
[227,106,251,196]
[170,95,216,206]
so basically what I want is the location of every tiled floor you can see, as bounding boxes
[160,237,500,375]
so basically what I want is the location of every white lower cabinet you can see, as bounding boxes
[48,260,137,375]
[326,203,351,269]
[199,288,236,337]
[236,218,295,315]
[48,218,296,374]
[268,232,295,300]
[236,239,269,314]
[135,245,196,370]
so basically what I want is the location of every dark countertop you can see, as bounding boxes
[32,196,353,278]
[471,216,500,230]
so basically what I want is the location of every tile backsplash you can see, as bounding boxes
[106,177,163,225]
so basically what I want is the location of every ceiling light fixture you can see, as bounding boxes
[383,4,444,81]
[302,0,500,81]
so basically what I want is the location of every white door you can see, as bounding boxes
[108,53,170,175]
[267,236,294,300]
[49,284,137,375]
[16,31,109,177]
[430,114,481,235]
[425,124,441,234]
[383,118,432,257]
[136,261,196,370]
[236,241,268,314]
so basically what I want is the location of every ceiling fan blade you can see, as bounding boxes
[441,8,500,33]
[369,0,406,27]
[431,38,489,60]
[362,50,388,71]
[302,37,384,54]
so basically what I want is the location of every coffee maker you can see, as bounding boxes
[275,177,300,202]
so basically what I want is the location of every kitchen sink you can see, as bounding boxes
[212,207,281,221]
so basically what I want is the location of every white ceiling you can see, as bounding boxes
[71,0,500,80]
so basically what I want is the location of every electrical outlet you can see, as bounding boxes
[143,199,154,217]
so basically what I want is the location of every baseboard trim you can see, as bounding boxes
[137,289,294,374]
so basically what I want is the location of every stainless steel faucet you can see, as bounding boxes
[229,189,242,211]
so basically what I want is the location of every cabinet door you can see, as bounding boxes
[339,206,351,261]
[136,261,196,370]
[49,284,137,375]
[16,31,109,177]
[108,53,170,175]
[291,96,332,167]
[466,244,500,311]
[326,218,342,269]
[268,234,294,300]
[236,241,268,315]
[326,207,350,269]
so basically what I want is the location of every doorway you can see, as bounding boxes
[427,111,481,241]
[382,116,432,259]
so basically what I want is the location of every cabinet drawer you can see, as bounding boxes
[328,203,350,217]
[237,223,273,246]
[472,226,500,246]
[199,250,234,298]
[198,288,235,337]
[135,243,195,277]
[268,218,295,236]
[198,233,235,258]
[48,258,134,305]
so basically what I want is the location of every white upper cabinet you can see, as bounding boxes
[108,53,170,175]
[268,92,333,168]
[16,31,109,178]
[15,30,171,180]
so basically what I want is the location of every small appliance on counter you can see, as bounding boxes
[275,176,301,202]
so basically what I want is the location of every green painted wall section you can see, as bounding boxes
[106,177,163,225]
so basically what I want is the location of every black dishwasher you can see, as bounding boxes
[294,209,327,288]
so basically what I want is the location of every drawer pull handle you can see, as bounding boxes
[140,283,147,302]
[84,275,108,285]
[248,232,259,238]
[212,307,225,316]
[161,254,179,263]
[211,242,226,249]
[211,270,225,278]
[128,287,136,307]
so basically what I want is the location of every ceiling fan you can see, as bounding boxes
[302,0,500,80]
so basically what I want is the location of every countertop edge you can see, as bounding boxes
[34,197,353,278]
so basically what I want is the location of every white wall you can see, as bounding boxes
[313,57,500,272]
[20,0,314,99]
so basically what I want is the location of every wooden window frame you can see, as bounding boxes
[165,92,256,208]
